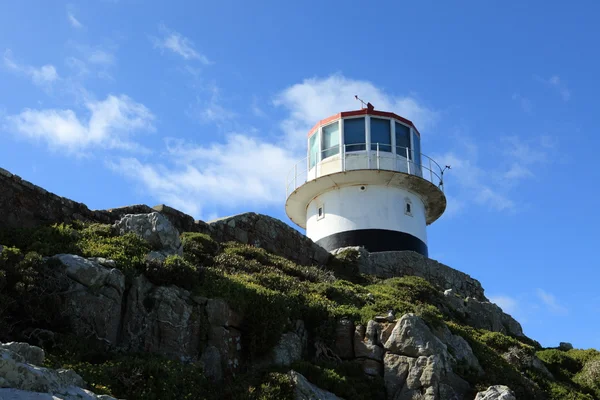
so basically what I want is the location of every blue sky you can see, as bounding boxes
[1,1,599,349]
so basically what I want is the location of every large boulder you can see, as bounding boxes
[0,342,114,399]
[51,255,125,344]
[113,212,182,256]
[474,385,516,400]
[0,342,45,366]
[434,325,483,376]
[289,370,343,400]
[383,314,469,400]
[444,292,524,338]
[384,314,448,358]
[120,275,204,360]
[270,332,303,367]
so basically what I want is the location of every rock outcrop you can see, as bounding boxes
[208,213,330,266]
[443,290,524,337]
[382,314,469,400]
[333,247,485,300]
[0,341,114,400]
[120,274,204,360]
[289,370,344,400]
[51,254,125,344]
[114,212,183,258]
[474,385,516,400]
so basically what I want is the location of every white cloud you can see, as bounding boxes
[435,149,515,212]
[109,74,438,218]
[67,11,83,28]
[536,289,568,315]
[110,135,297,218]
[152,24,211,64]
[536,75,571,101]
[489,295,519,316]
[3,49,59,87]
[274,74,438,148]
[4,95,154,153]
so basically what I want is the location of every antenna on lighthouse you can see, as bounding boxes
[355,95,375,111]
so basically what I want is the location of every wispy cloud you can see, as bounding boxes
[110,135,296,217]
[489,295,519,316]
[151,24,211,64]
[3,49,59,88]
[435,133,557,214]
[112,74,435,218]
[4,95,154,153]
[536,289,568,315]
[67,9,83,28]
[536,75,571,101]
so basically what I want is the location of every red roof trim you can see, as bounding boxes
[307,109,421,138]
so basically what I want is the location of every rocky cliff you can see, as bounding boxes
[0,167,598,400]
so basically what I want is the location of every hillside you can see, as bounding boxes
[0,168,598,400]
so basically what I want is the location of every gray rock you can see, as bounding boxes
[270,332,302,367]
[474,385,516,400]
[384,314,448,358]
[289,370,344,400]
[51,255,125,344]
[114,212,182,256]
[208,326,242,374]
[382,314,469,400]
[448,297,524,338]
[0,342,45,366]
[0,344,112,399]
[383,353,413,398]
[502,347,553,379]
[120,275,202,360]
[360,359,383,376]
[559,342,573,351]
[200,345,222,382]
[0,388,116,399]
[434,325,483,376]
[354,327,384,361]
[335,319,355,359]
[206,298,243,328]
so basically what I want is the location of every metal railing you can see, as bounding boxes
[286,143,445,198]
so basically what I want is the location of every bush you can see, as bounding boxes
[537,349,583,379]
[292,361,385,400]
[181,232,219,266]
[574,358,600,398]
[0,248,69,340]
[144,255,201,290]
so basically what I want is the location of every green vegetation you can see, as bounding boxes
[292,361,385,400]
[44,335,294,400]
[2,221,600,400]
[181,232,220,266]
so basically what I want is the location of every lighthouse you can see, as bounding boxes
[285,103,447,257]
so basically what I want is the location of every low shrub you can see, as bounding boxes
[292,361,385,400]
[181,232,219,266]
[144,255,201,290]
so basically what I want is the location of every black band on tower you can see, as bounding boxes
[315,229,428,256]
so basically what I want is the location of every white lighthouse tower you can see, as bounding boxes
[285,102,447,257]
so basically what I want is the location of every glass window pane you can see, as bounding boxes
[412,131,421,166]
[309,133,318,168]
[371,118,391,152]
[344,117,366,152]
[322,122,339,159]
[395,122,411,159]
